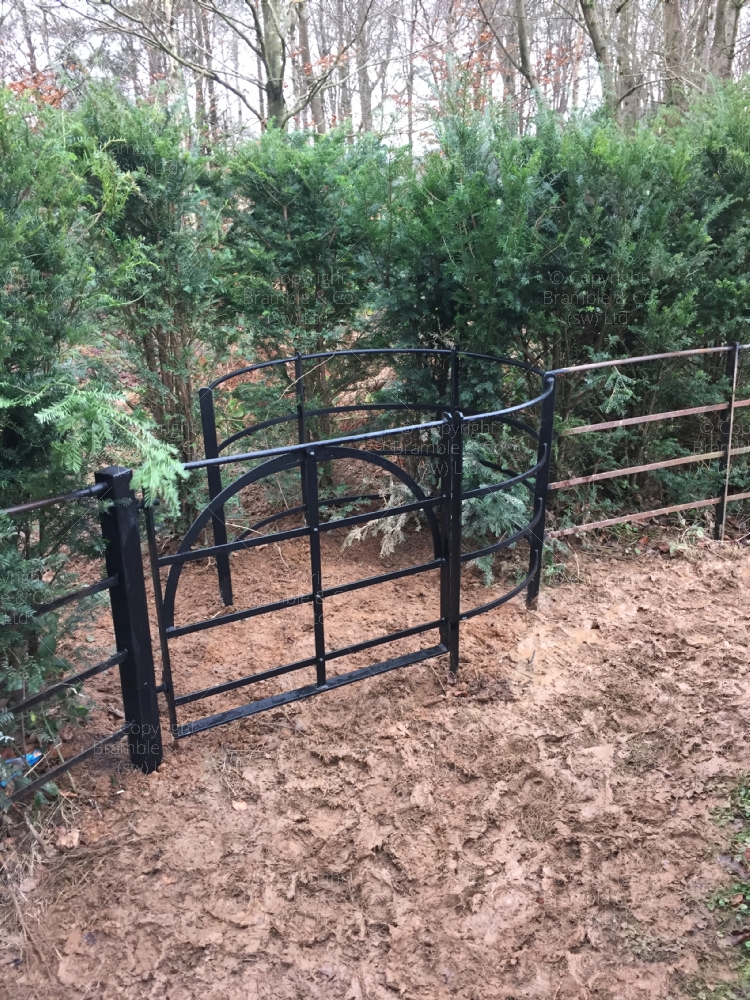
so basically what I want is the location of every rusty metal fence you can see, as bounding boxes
[546,344,750,538]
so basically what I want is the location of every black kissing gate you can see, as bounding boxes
[147,349,556,740]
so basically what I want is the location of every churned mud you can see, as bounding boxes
[2,533,750,999]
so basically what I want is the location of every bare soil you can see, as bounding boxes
[2,534,750,999]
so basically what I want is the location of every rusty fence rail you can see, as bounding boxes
[547,343,750,539]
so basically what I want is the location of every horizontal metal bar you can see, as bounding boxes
[208,347,540,391]
[5,724,132,805]
[461,506,542,563]
[1,483,108,517]
[318,494,442,534]
[219,404,442,453]
[174,654,318,707]
[561,398,750,436]
[219,412,298,451]
[209,348,457,389]
[550,442,750,490]
[549,450,724,489]
[461,454,545,501]
[548,491,750,536]
[459,350,545,376]
[184,418,447,470]
[324,619,443,662]
[9,650,127,715]
[460,555,538,621]
[321,559,443,599]
[239,493,382,537]
[549,345,733,375]
[30,575,119,616]
[158,523,310,567]
[175,645,448,738]
[463,383,555,425]
[166,592,314,640]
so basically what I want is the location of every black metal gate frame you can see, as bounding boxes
[1,469,163,803]
[150,349,556,739]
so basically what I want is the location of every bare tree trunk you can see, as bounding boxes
[298,0,325,132]
[578,0,616,107]
[162,0,182,98]
[193,3,208,138]
[337,0,352,128]
[262,0,286,126]
[712,0,745,76]
[616,0,641,121]
[257,49,265,122]
[18,2,38,76]
[201,8,220,139]
[406,0,417,147]
[664,0,686,105]
[725,0,744,76]
[357,0,374,130]
[516,0,542,98]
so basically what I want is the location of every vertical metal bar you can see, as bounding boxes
[526,374,557,609]
[295,353,309,523]
[199,387,233,606]
[715,342,740,541]
[95,467,162,772]
[304,449,327,687]
[144,503,178,736]
[450,345,460,410]
[295,352,307,446]
[447,409,464,675]
[438,417,451,648]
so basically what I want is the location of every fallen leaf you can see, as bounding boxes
[231,800,248,812]
[57,959,78,986]
[56,828,80,850]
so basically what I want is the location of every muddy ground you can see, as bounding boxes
[2,532,750,999]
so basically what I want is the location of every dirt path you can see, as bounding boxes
[3,537,750,999]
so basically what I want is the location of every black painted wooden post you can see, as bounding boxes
[526,374,556,609]
[199,387,233,606]
[96,467,163,771]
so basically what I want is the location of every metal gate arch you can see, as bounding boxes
[148,348,556,739]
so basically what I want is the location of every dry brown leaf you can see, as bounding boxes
[56,828,80,850]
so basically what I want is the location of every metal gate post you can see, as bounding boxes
[446,347,463,676]
[447,410,464,675]
[715,342,740,541]
[438,429,451,650]
[199,387,233,605]
[526,374,557,609]
[295,353,309,522]
[96,467,163,772]
[303,449,327,687]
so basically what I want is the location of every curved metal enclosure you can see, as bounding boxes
[147,348,556,738]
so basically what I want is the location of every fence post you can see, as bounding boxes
[199,387,233,606]
[714,342,740,541]
[96,467,163,772]
[445,346,463,676]
[295,353,309,523]
[526,374,557,609]
[447,410,464,676]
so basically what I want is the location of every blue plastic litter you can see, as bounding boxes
[0,750,43,787]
